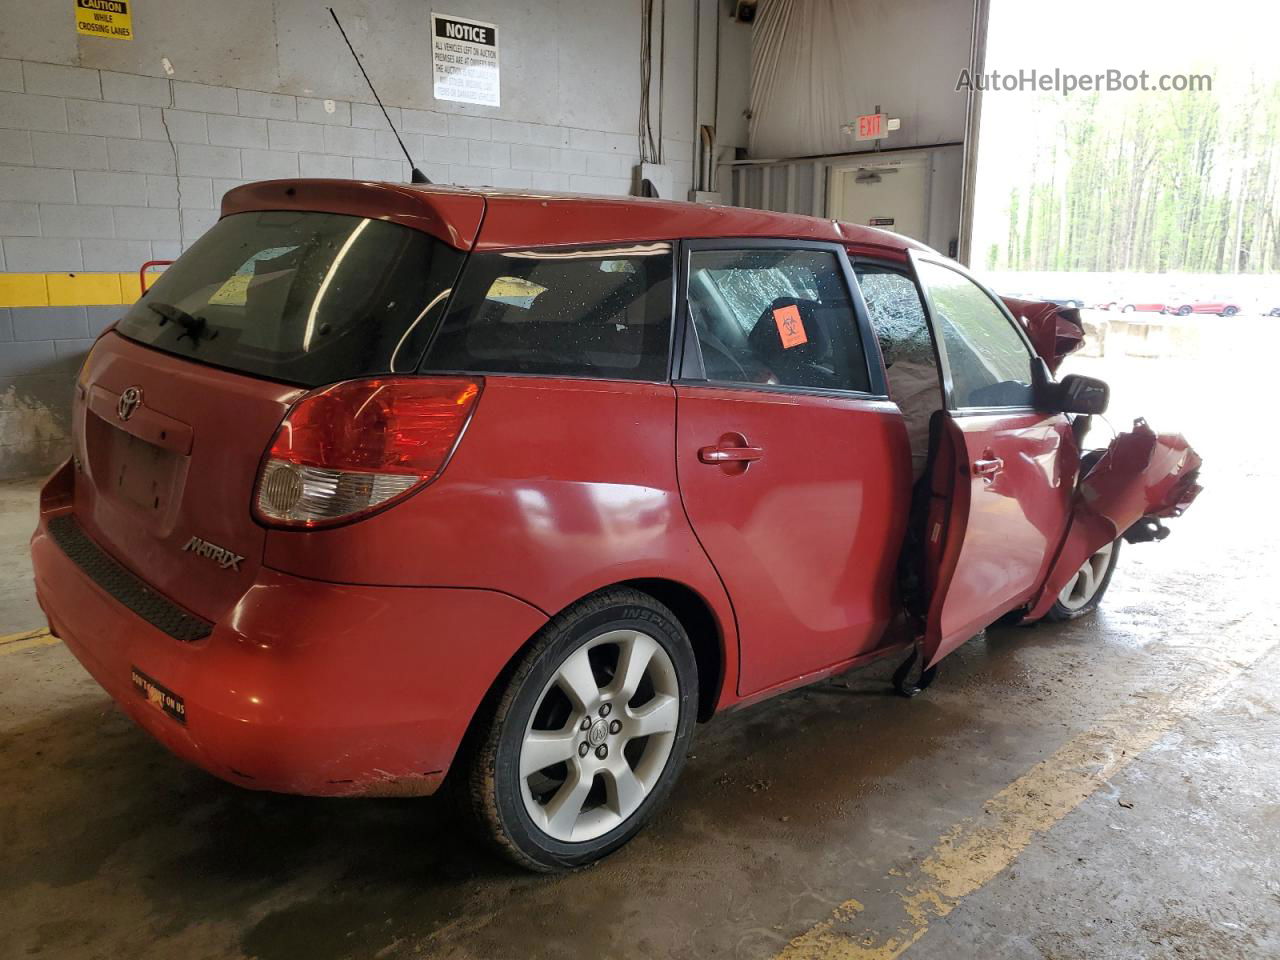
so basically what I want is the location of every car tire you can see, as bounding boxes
[1175,305,1192,316]
[1045,538,1122,622]
[464,587,698,872]
[1122,305,1135,313]
[1222,306,1238,317]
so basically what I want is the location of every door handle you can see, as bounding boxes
[699,444,764,464]
[972,456,1003,478]
[698,433,764,469]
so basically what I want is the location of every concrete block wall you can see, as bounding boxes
[0,58,698,477]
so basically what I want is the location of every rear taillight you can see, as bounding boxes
[254,376,482,528]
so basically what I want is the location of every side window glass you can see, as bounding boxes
[424,244,673,381]
[855,264,942,479]
[687,248,870,393]
[915,261,1034,408]
[854,266,932,369]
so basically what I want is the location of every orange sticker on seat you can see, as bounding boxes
[773,304,808,349]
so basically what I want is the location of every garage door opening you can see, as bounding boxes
[967,0,1280,694]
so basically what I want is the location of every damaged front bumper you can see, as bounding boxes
[1025,418,1202,621]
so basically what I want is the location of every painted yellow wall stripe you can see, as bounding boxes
[776,624,1280,960]
[0,273,50,307]
[47,272,124,307]
[0,272,158,308]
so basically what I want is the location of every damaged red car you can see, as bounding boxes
[30,181,1201,871]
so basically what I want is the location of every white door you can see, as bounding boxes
[833,158,929,243]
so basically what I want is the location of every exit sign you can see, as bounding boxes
[855,113,887,140]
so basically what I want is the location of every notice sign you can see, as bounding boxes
[75,0,133,40]
[431,13,499,107]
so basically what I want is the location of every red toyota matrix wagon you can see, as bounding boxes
[31,181,1201,870]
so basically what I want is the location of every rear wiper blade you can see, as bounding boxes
[145,301,198,327]
[145,302,218,344]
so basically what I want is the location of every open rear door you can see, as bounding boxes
[909,252,1077,669]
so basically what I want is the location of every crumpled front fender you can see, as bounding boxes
[1025,418,1202,620]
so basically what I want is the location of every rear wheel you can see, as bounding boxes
[1122,304,1136,313]
[1175,304,1192,316]
[1046,538,1121,621]
[465,588,697,871]
[1221,306,1239,317]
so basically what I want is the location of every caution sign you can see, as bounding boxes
[75,0,133,40]
[431,13,499,107]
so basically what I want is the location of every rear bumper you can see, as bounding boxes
[32,502,547,797]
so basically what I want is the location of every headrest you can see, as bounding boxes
[746,297,830,363]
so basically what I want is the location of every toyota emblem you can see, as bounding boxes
[588,719,608,746]
[117,386,143,422]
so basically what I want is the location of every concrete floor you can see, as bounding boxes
[2,337,1278,960]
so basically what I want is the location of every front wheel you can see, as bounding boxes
[1221,306,1239,317]
[1046,538,1121,621]
[1175,305,1192,316]
[465,588,698,871]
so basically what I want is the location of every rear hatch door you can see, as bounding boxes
[73,335,300,623]
[69,202,477,623]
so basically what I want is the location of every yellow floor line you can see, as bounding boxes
[0,628,59,656]
[0,627,50,646]
[776,632,1280,960]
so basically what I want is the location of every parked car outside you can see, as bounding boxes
[1118,300,1169,314]
[1165,300,1240,317]
[30,181,1202,871]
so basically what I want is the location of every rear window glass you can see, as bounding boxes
[423,244,674,381]
[117,211,465,387]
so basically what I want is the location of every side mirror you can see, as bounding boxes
[1052,373,1110,415]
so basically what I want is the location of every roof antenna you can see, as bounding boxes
[328,7,430,184]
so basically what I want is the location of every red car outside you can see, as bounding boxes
[30,181,1201,870]
[1119,300,1169,314]
[1165,301,1240,317]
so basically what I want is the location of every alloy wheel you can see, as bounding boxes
[518,629,680,843]
[1056,541,1115,612]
